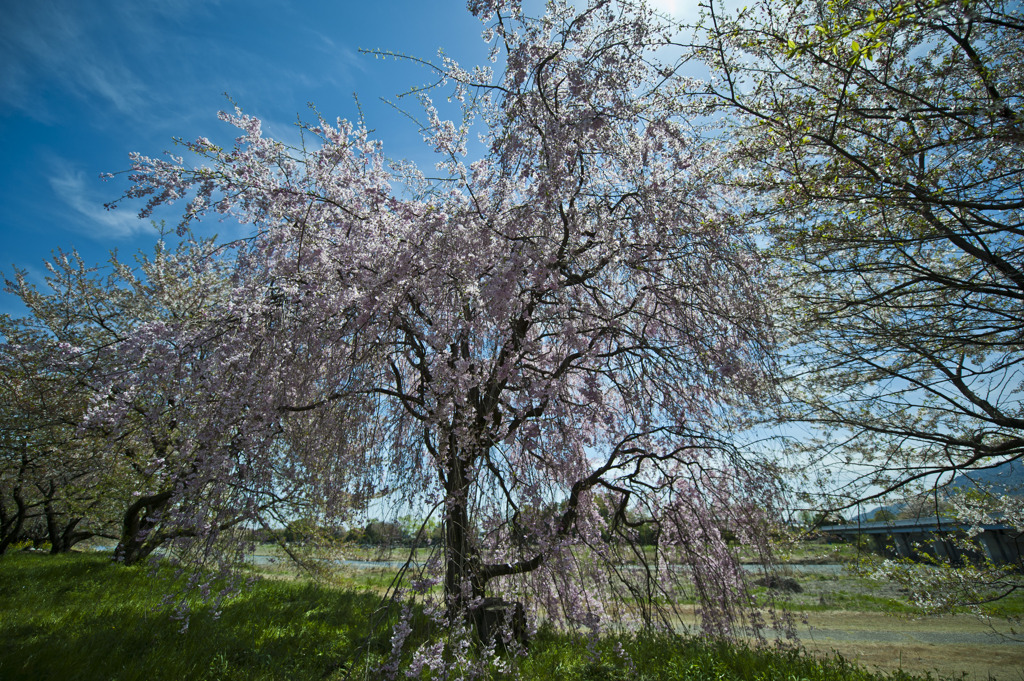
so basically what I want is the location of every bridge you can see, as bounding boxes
[818,516,1023,567]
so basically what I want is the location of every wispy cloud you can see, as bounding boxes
[0,1,152,118]
[48,162,150,239]
[309,32,370,87]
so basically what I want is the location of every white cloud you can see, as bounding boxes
[48,163,150,239]
[0,1,150,117]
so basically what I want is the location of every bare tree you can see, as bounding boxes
[696,0,1023,515]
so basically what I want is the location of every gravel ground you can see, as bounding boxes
[796,611,1024,680]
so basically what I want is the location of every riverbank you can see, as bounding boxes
[0,551,973,681]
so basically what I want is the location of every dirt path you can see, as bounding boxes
[795,611,1024,680]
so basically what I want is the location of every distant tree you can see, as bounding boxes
[397,515,442,547]
[283,517,319,544]
[0,317,121,554]
[364,520,405,546]
[101,0,782,655]
[2,239,321,565]
[343,526,366,545]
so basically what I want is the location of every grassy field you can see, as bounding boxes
[0,551,951,681]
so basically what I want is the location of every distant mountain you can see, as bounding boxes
[946,458,1024,495]
[854,458,1024,522]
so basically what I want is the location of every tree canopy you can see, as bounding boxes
[2,0,786,659]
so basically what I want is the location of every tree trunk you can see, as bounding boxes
[1,449,32,556]
[43,494,65,553]
[441,446,531,647]
[444,452,485,613]
[114,490,172,566]
[41,482,82,554]
[0,488,27,556]
[46,512,85,554]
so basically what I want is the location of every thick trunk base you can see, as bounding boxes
[470,597,528,648]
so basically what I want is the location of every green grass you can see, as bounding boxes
[0,551,941,681]
[520,629,934,681]
[0,552,396,680]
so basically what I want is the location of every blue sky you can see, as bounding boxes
[0,0,691,315]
